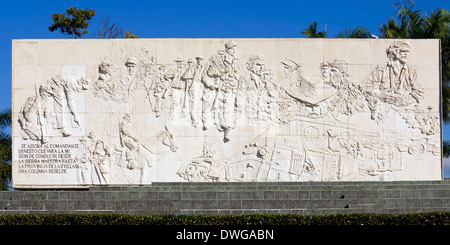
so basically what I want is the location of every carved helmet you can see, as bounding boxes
[125,57,139,66]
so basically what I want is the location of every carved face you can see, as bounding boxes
[252,61,264,76]
[330,67,343,87]
[397,48,409,64]
[226,47,236,57]
[321,65,330,81]
[99,62,114,74]
[126,63,136,75]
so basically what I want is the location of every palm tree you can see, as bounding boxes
[302,21,327,38]
[0,108,11,190]
[336,26,371,38]
[444,141,450,158]
[379,16,408,38]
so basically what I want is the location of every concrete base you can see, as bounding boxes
[2,180,450,215]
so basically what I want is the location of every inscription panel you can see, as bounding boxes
[12,39,442,188]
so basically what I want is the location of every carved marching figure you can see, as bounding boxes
[167,58,186,119]
[151,65,169,117]
[201,50,225,130]
[188,56,205,127]
[181,59,196,118]
[75,136,90,185]
[216,41,241,141]
[141,54,159,114]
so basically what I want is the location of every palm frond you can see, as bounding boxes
[0,108,11,130]
[336,26,371,38]
[302,21,327,38]
[379,17,408,38]
[423,9,450,39]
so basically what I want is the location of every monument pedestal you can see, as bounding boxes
[2,180,450,215]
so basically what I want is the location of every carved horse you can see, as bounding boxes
[146,125,179,154]
[121,125,178,184]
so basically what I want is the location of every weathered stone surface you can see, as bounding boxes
[12,38,442,188]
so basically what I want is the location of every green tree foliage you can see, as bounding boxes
[48,7,97,38]
[0,163,11,190]
[443,141,450,158]
[124,30,139,39]
[49,7,138,39]
[302,21,327,38]
[336,26,371,38]
[0,108,11,190]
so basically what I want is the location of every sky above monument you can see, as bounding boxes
[1,0,450,176]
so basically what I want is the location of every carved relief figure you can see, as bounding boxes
[241,54,280,123]
[364,41,423,122]
[93,56,140,104]
[118,56,140,103]
[150,65,169,117]
[87,132,113,185]
[216,41,241,141]
[188,56,205,127]
[75,136,90,184]
[142,55,160,115]
[259,68,280,123]
[177,59,198,119]
[118,113,153,184]
[278,59,304,122]
[201,50,225,130]
[322,59,365,117]
[117,114,178,183]
[166,58,186,119]
[241,54,266,122]
[283,59,318,105]
[18,86,53,144]
[94,61,117,101]
[119,113,142,169]
[48,71,88,136]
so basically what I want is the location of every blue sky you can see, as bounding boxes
[1,0,450,176]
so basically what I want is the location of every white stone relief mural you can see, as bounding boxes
[12,39,442,188]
